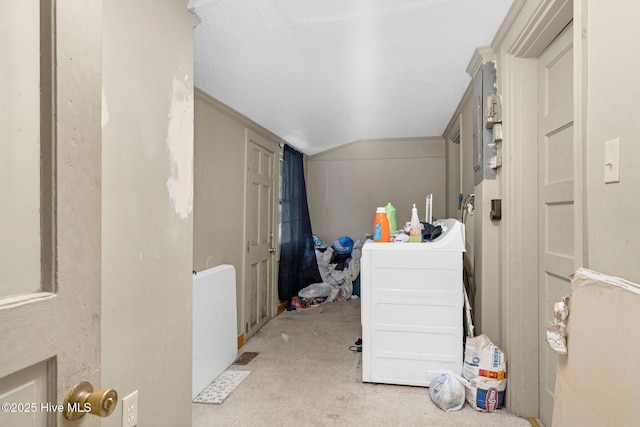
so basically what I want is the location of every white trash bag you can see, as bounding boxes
[298,282,332,298]
[428,371,470,412]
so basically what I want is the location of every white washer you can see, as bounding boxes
[361,218,465,387]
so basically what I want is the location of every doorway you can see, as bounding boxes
[501,1,578,423]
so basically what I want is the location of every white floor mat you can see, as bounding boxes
[193,370,250,405]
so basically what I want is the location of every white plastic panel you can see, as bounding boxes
[192,265,238,399]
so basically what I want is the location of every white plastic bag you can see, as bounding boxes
[428,371,469,412]
[298,282,332,298]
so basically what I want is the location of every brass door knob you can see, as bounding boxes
[63,381,118,421]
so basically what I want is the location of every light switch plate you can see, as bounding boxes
[604,138,620,183]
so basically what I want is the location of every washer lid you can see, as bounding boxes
[363,218,466,252]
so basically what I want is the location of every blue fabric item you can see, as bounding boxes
[353,276,361,297]
[312,234,326,248]
[421,222,443,241]
[333,236,354,254]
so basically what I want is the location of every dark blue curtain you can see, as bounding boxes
[278,144,322,301]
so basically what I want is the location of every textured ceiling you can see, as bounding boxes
[190,0,513,155]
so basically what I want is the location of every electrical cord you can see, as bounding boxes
[461,194,475,224]
[460,193,476,336]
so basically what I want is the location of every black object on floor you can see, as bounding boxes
[354,338,362,345]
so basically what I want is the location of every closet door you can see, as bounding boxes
[245,130,279,338]
[537,22,575,427]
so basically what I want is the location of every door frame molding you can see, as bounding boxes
[494,0,577,417]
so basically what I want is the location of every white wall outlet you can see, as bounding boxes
[122,390,138,427]
[604,138,620,183]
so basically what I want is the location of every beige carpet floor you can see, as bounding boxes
[192,298,534,427]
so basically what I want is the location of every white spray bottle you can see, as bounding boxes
[409,204,422,242]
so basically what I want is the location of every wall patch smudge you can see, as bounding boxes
[166,74,194,219]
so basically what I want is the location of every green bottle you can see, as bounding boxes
[384,202,397,233]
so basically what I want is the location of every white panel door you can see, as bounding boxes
[0,1,103,426]
[245,131,279,338]
[537,22,574,427]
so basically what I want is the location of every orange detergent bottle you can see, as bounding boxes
[373,207,390,242]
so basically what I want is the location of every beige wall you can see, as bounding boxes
[445,86,477,266]
[193,91,247,275]
[584,0,640,283]
[444,81,486,334]
[193,89,283,333]
[472,179,501,338]
[101,2,194,426]
[307,137,446,244]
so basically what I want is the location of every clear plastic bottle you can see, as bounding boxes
[373,207,390,242]
[409,204,422,242]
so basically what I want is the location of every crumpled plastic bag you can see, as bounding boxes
[546,298,569,355]
[298,282,332,298]
[315,240,363,301]
[428,370,469,412]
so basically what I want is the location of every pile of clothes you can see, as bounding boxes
[290,235,362,309]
